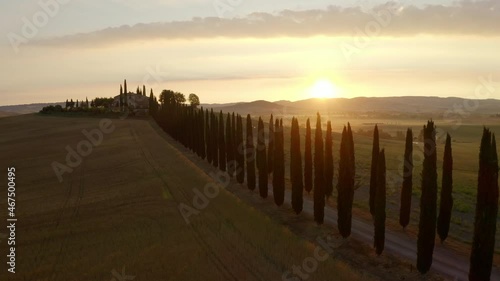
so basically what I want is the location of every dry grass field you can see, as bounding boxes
[0,114,371,281]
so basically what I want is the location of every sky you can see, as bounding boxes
[0,0,499,105]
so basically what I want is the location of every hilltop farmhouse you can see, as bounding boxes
[112,93,149,116]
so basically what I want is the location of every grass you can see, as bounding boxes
[0,114,368,281]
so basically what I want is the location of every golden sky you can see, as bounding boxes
[1,1,499,105]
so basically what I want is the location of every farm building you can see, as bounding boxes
[112,93,149,116]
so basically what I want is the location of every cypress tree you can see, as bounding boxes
[65,99,69,109]
[437,133,453,243]
[348,123,355,183]
[273,119,285,206]
[119,85,123,110]
[212,110,219,168]
[469,129,498,281]
[338,124,355,238]
[143,85,146,97]
[226,113,234,177]
[205,109,211,162]
[325,120,334,197]
[374,149,386,256]
[246,114,256,190]
[417,120,438,274]
[399,128,413,228]
[197,107,203,159]
[268,114,274,174]
[257,117,268,198]
[291,117,304,214]
[314,113,325,224]
[304,118,313,193]
[219,111,226,171]
[201,108,207,160]
[370,125,380,216]
[232,112,236,156]
[124,79,127,95]
[236,115,245,184]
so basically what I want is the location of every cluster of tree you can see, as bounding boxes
[155,106,353,228]
[153,101,498,279]
[41,97,110,114]
[40,104,64,113]
[154,94,259,196]
[65,98,91,109]
[61,97,114,111]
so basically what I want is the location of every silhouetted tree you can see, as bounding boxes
[291,117,303,214]
[469,128,498,281]
[211,110,219,168]
[231,112,237,174]
[76,100,79,108]
[273,119,285,206]
[65,99,69,109]
[236,114,245,184]
[437,133,453,243]
[370,125,380,216]
[120,85,123,110]
[304,118,313,193]
[85,97,89,108]
[374,149,386,256]
[149,90,159,117]
[226,113,234,177]
[268,114,274,174]
[417,120,438,274]
[246,114,256,190]
[124,79,127,95]
[257,117,268,198]
[399,128,413,228]
[197,107,205,159]
[189,94,200,108]
[206,109,212,163]
[159,90,186,105]
[314,113,325,224]
[143,85,146,97]
[325,120,334,197]
[218,111,226,171]
[337,124,355,238]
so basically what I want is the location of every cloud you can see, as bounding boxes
[31,0,499,47]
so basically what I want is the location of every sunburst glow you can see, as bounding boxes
[309,79,339,99]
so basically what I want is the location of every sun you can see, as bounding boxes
[309,79,339,99]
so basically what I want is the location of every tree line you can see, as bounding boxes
[153,93,498,280]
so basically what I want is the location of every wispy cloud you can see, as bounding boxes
[30,0,499,47]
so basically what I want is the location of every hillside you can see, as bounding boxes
[221,96,500,115]
[0,102,65,115]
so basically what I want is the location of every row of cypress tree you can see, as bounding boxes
[368,121,497,279]
[155,100,498,280]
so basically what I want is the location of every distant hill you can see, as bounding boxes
[210,96,500,115]
[218,100,299,115]
[0,102,65,115]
